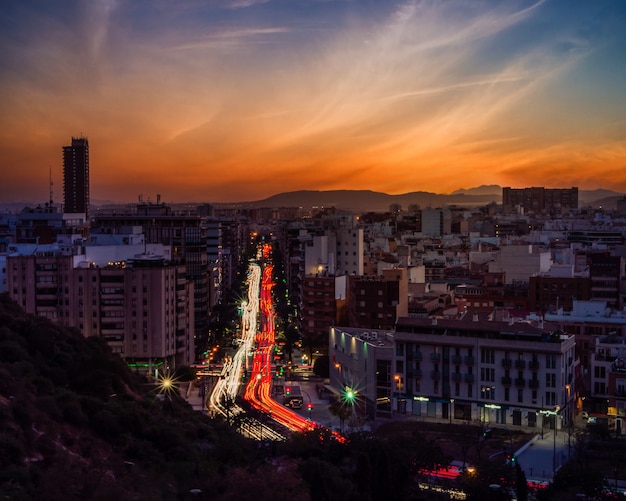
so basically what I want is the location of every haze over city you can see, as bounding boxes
[1,0,626,204]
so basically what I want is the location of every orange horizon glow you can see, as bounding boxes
[1,2,626,204]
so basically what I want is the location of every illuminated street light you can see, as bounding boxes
[344,386,355,402]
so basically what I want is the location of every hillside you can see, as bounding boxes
[244,189,500,212]
[0,293,308,500]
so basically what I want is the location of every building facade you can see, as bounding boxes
[7,249,195,371]
[63,137,90,218]
[502,186,578,215]
[330,315,577,431]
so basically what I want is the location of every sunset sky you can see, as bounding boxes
[1,0,626,204]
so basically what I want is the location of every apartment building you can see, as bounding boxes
[7,244,194,371]
[91,200,209,342]
[330,315,577,430]
[590,334,626,435]
[393,315,576,430]
[347,268,408,330]
[502,186,578,215]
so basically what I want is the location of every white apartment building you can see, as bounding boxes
[489,244,552,284]
[329,315,576,431]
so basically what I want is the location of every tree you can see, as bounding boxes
[515,462,528,501]
[313,355,329,378]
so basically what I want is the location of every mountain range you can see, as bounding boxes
[234,186,625,213]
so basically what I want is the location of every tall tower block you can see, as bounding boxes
[63,136,90,218]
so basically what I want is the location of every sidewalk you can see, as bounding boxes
[180,381,207,413]
[515,430,573,483]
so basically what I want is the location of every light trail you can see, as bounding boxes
[243,243,344,439]
[207,242,343,442]
[207,261,283,441]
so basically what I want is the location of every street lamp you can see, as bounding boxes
[449,398,454,424]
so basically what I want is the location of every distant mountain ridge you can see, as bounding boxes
[244,189,499,212]
[239,187,625,213]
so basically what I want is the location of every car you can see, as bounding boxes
[587,416,597,425]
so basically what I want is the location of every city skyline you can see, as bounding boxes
[1,1,626,204]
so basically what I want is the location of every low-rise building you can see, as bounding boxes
[329,313,577,431]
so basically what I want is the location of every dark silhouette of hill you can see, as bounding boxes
[0,293,308,500]
[237,187,625,213]
[246,189,500,212]
[450,185,502,196]
[86,187,623,212]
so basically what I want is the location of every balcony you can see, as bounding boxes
[431,370,441,380]
[515,360,526,369]
[452,355,463,365]
[413,351,423,361]
[501,376,512,386]
[464,356,475,365]
[514,378,526,387]
[414,369,422,379]
[529,379,540,389]
[529,360,540,370]
[430,353,441,362]
[464,374,475,383]
[502,359,512,369]
[452,373,462,383]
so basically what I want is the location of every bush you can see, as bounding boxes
[0,432,25,468]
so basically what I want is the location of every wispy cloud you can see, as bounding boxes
[172,27,291,50]
[1,0,625,202]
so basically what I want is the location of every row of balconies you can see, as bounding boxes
[501,359,541,370]
[415,353,546,370]
[418,352,476,364]
[499,376,541,388]
[406,370,545,389]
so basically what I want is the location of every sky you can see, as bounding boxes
[1,0,626,204]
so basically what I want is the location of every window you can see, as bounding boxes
[593,382,606,394]
[481,385,495,400]
[518,389,523,403]
[480,367,495,382]
[480,348,495,364]
[396,343,405,356]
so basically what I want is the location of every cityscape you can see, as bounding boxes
[2,2,626,501]
[2,135,626,500]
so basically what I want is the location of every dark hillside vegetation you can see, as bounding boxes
[0,293,306,500]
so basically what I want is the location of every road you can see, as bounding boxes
[514,427,572,485]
